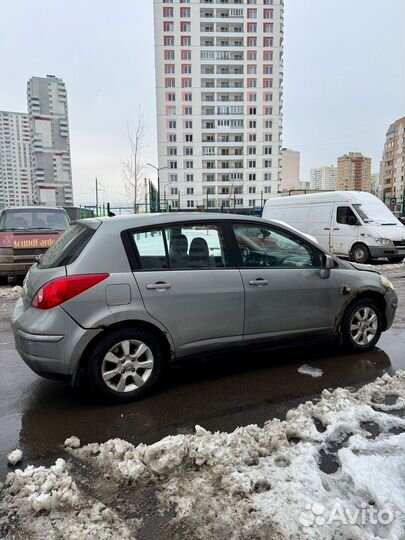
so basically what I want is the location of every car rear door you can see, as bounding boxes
[231,221,340,343]
[129,221,244,357]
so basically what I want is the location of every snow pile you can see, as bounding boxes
[7,449,23,466]
[297,364,323,378]
[0,458,136,539]
[0,285,22,299]
[64,435,81,449]
[2,372,405,539]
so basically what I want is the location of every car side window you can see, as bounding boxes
[337,206,357,225]
[133,229,168,270]
[165,224,227,268]
[233,223,318,269]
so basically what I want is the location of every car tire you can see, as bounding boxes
[388,256,404,264]
[341,298,383,353]
[86,326,165,403]
[350,244,370,264]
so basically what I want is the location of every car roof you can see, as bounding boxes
[79,212,273,232]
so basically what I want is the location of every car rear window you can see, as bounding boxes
[0,209,69,231]
[39,224,94,269]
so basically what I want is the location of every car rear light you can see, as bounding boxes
[32,274,109,309]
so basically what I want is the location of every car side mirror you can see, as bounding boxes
[348,216,358,226]
[320,253,334,279]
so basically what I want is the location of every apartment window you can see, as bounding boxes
[164,36,174,46]
[247,8,257,18]
[264,106,272,115]
[181,50,192,60]
[167,146,177,155]
[263,78,273,88]
[263,23,273,33]
[169,161,177,169]
[170,187,178,195]
[186,174,194,182]
[168,134,177,142]
[184,106,192,115]
[264,172,271,181]
[264,120,272,129]
[248,134,256,142]
[185,160,193,168]
[186,187,194,195]
[187,200,194,208]
[264,186,272,193]
[248,147,257,156]
[264,0,273,4]
[181,36,191,46]
[264,159,272,168]
[180,7,191,17]
[264,93,272,102]
[180,22,191,32]
[263,147,272,155]
[248,173,256,181]
[249,120,256,128]
[248,160,256,168]
[166,92,176,102]
[248,186,256,194]
[168,120,176,129]
[263,65,273,75]
[182,64,192,74]
[247,65,257,75]
[164,50,175,60]
[247,51,257,61]
[165,78,175,88]
[247,0,257,4]
[184,146,193,155]
[167,106,176,115]
[264,133,272,142]
[185,134,193,142]
[247,37,257,47]
[247,78,257,89]
[182,78,192,88]
[184,120,193,128]
[263,8,273,18]
[165,64,175,74]
[263,51,273,61]
[263,37,273,47]
[248,107,256,115]
[163,21,174,32]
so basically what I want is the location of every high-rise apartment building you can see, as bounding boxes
[336,152,371,192]
[379,116,405,214]
[310,166,336,191]
[0,111,32,208]
[279,148,300,192]
[27,75,73,206]
[153,0,284,211]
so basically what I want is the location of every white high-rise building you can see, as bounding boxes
[27,75,73,206]
[0,111,32,208]
[310,166,337,191]
[153,0,284,211]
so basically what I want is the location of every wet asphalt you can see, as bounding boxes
[0,264,404,481]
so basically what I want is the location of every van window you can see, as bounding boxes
[336,206,357,225]
[39,224,94,269]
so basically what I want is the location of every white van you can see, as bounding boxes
[263,191,405,264]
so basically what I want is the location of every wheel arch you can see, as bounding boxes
[72,319,174,387]
[334,290,388,334]
[349,242,370,261]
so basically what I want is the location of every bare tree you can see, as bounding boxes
[122,112,146,212]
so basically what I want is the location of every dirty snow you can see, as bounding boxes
[1,371,405,539]
[297,364,323,378]
[7,449,23,466]
[0,285,22,299]
[64,436,81,449]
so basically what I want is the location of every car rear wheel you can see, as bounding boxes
[86,327,165,403]
[350,244,370,264]
[341,299,382,353]
[388,256,404,264]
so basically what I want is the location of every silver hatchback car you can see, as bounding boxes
[12,213,398,402]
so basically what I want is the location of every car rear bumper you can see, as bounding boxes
[11,298,100,378]
[368,245,405,259]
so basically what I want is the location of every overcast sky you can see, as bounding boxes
[0,0,404,206]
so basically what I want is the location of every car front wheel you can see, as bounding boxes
[86,326,165,403]
[341,299,383,352]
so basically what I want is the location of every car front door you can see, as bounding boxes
[130,222,244,357]
[232,222,341,343]
[331,205,359,257]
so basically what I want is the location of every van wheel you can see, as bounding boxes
[86,327,165,403]
[341,298,382,353]
[388,256,404,264]
[350,244,370,264]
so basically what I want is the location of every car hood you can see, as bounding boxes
[366,223,405,241]
[349,261,380,274]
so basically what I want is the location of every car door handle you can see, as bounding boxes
[249,279,268,287]
[333,227,340,230]
[324,227,330,230]
[146,282,172,291]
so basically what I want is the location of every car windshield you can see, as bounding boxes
[353,203,399,225]
[0,209,69,231]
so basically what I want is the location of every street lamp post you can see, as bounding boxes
[147,163,168,212]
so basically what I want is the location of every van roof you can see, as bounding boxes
[265,191,379,206]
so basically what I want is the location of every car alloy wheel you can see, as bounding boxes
[101,339,154,393]
[350,306,378,346]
